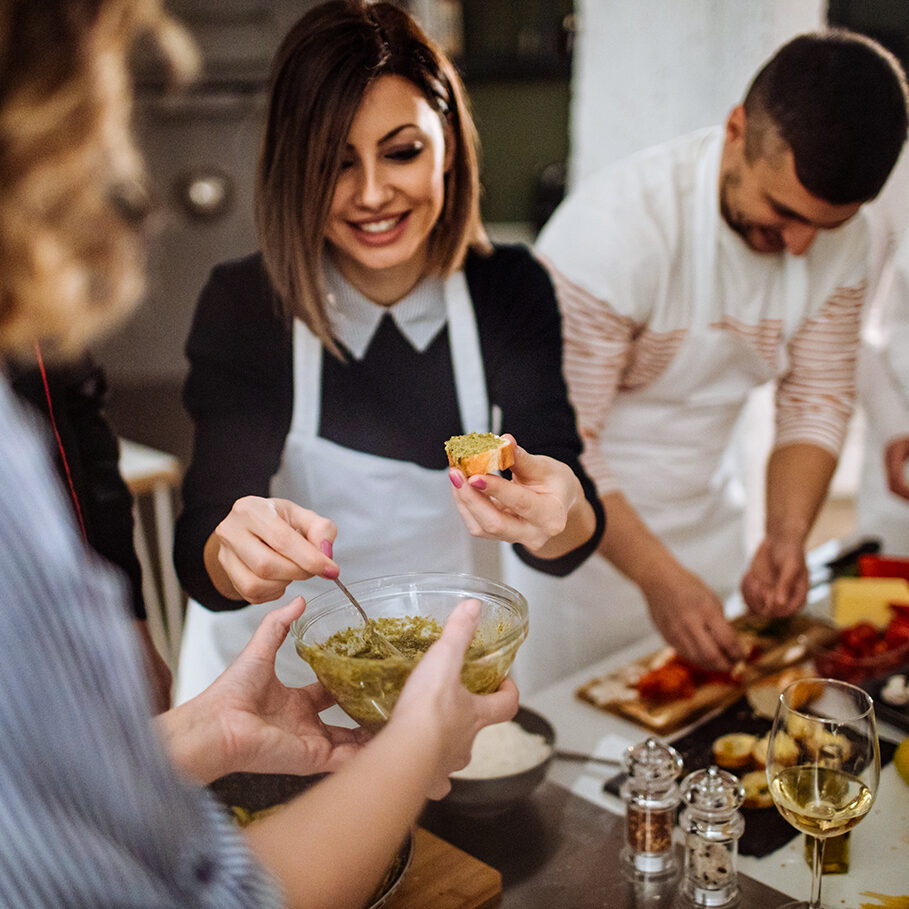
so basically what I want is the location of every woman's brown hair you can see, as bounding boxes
[0,0,196,360]
[256,0,490,353]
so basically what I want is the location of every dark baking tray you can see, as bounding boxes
[860,660,909,732]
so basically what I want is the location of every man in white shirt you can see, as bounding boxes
[533,30,909,672]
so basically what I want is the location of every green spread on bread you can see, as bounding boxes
[445,432,501,462]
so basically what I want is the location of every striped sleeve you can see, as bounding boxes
[545,259,689,495]
[545,260,633,495]
[0,384,283,909]
[774,284,865,455]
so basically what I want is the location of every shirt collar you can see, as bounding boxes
[323,259,447,359]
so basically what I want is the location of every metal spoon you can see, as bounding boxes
[332,576,406,659]
[553,748,622,767]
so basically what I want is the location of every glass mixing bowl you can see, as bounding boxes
[291,572,528,731]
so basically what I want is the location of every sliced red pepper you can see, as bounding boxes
[884,619,909,649]
[636,660,696,702]
[814,643,863,683]
[840,622,882,655]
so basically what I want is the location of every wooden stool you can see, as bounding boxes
[119,439,183,670]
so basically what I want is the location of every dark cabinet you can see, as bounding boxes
[828,0,909,73]
[457,0,574,80]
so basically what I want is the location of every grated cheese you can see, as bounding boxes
[451,720,551,779]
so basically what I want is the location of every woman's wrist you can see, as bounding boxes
[154,700,230,785]
[526,475,593,559]
[204,533,244,600]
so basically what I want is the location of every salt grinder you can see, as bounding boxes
[679,766,745,907]
[620,737,684,874]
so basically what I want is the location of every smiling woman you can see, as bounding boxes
[325,74,452,304]
[255,0,488,354]
[172,0,605,703]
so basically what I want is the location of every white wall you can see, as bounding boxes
[569,0,824,184]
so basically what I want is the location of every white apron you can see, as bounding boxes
[175,272,497,703]
[856,346,909,554]
[856,220,909,555]
[509,140,807,694]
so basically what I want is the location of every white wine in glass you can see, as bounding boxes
[766,678,880,909]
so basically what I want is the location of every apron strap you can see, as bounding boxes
[292,273,492,439]
[692,131,724,333]
[692,131,807,343]
[782,255,808,339]
[446,270,492,433]
[292,318,324,438]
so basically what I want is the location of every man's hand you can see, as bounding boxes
[885,436,909,500]
[595,491,741,671]
[158,597,367,784]
[745,443,830,619]
[640,566,743,672]
[741,534,808,618]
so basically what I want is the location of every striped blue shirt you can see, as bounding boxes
[0,378,282,907]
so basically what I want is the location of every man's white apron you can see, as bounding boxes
[857,345,909,554]
[175,272,496,703]
[509,139,807,693]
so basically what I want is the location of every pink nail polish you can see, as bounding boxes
[320,539,333,559]
[449,470,463,489]
[469,476,487,491]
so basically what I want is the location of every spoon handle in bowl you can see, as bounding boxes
[553,749,622,767]
[332,577,406,659]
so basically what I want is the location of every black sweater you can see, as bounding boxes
[174,244,605,611]
[10,356,145,619]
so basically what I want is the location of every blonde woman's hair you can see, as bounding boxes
[0,0,197,360]
[256,0,490,356]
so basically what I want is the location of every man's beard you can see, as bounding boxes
[718,170,785,254]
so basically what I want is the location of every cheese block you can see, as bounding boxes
[832,577,909,628]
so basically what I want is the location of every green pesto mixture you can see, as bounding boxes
[444,432,501,463]
[296,614,520,732]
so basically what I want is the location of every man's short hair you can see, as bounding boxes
[743,30,909,205]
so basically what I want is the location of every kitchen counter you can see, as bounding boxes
[521,634,909,908]
[215,579,908,906]
[421,776,792,907]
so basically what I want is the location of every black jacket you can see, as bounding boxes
[10,355,145,619]
[175,244,605,611]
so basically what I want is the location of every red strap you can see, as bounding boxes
[33,342,88,543]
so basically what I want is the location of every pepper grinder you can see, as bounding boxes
[679,766,745,907]
[619,737,684,875]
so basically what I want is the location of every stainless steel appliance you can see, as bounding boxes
[98,1,317,386]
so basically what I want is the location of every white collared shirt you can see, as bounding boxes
[323,258,446,359]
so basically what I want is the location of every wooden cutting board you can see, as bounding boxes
[576,614,837,734]
[384,827,502,909]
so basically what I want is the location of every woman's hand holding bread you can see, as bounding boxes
[447,433,597,559]
[205,496,339,602]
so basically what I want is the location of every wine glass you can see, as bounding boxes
[766,678,880,909]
